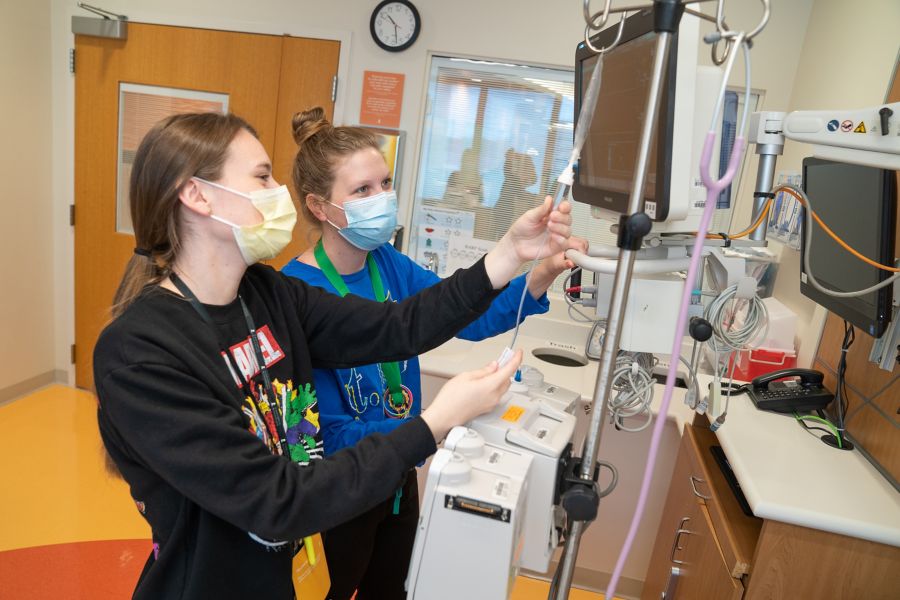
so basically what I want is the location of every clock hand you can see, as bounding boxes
[386,14,399,27]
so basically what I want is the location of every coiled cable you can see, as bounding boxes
[608,352,656,432]
[704,282,769,353]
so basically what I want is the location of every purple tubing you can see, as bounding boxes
[603,132,747,599]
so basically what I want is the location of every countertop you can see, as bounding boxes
[421,312,900,548]
[704,374,900,547]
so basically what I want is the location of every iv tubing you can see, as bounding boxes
[508,46,608,351]
[603,33,750,600]
[555,48,605,197]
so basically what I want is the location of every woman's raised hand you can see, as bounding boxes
[526,235,589,298]
[420,350,523,442]
[484,197,573,289]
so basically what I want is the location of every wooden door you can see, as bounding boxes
[74,23,339,388]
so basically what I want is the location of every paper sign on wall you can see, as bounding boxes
[360,71,405,128]
[412,207,475,278]
[445,237,496,275]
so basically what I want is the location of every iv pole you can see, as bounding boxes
[552,1,685,597]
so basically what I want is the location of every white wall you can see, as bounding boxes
[762,0,900,367]
[0,0,57,397]
[717,0,814,226]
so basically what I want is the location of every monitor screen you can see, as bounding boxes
[573,9,677,219]
[800,158,897,338]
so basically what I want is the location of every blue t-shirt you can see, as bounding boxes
[281,243,549,455]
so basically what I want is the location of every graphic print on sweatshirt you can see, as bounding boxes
[221,324,324,465]
[242,379,324,465]
[222,324,285,384]
[341,361,413,420]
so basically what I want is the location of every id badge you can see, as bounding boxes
[292,533,330,600]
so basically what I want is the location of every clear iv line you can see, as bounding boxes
[505,54,606,362]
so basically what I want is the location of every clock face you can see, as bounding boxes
[371,1,420,52]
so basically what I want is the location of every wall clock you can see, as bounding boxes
[370,0,421,52]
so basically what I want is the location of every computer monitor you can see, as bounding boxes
[800,158,897,338]
[572,10,728,233]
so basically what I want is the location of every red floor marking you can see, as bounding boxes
[0,539,151,599]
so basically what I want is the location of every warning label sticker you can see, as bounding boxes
[501,405,525,423]
[853,121,867,133]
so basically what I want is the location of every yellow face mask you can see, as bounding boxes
[195,178,298,265]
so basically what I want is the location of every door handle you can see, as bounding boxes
[689,475,712,500]
[661,566,681,599]
[669,516,692,565]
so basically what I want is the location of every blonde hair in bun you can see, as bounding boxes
[291,106,381,231]
[291,106,331,146]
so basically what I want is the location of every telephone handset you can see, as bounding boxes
[746,368,834,413]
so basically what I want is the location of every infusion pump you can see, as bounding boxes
[406,373,580,600]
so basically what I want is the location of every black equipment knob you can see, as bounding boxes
[689,317,713,342]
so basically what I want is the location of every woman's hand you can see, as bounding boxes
[527,235,589,298]
[484,197,573,289]
[420,350,523,442]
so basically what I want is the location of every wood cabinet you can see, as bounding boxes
[642,420,758,599]
[642,418,900,600]
[669,501,743,600]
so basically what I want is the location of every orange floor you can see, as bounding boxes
[0,385,151,598]
[0,385,608,599]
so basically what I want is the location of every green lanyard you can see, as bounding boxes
[314,240,407,411]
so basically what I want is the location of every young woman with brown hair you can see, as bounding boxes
[93,111,571,599]
[282,107,585,599]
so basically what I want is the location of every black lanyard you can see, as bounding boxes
[169,272,290,458]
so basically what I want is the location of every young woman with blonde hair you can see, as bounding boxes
[283,107,585,600]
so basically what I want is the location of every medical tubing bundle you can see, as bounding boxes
[603,32,750,600]
[608,352,656,432]
[564,268,600,324]
[704,282,769,352]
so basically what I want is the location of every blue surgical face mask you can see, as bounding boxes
[328,190,398,251]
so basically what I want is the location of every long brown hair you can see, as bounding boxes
[291,107,381,234]
[110,112,257,319]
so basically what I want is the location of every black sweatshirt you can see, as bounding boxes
[94,258,500,599]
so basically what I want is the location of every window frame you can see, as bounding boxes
[403,52,577,280]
